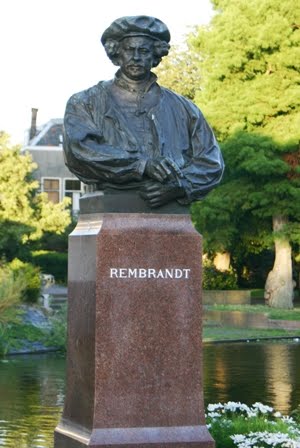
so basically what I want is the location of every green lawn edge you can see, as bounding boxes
[205,303,300,321]
[203,325,300,342]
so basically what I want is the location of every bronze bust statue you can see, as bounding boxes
[63,16,224,208]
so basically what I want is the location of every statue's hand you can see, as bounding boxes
[140,180,185,208]
[145,157,183,183]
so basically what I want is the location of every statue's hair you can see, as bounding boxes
[103,38,170,67]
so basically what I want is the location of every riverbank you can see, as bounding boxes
[0,304,67,356]
[203,326,300,342]
[203,302,300,341]
[2,301,300,355]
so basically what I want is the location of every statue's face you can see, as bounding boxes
[118,36,155,80]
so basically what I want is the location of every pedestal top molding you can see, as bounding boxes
[79,191,191,215]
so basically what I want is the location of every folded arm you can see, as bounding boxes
[63,92,148,184]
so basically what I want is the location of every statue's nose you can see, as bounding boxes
[133,49,140,60]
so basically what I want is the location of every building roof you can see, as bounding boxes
[28,118,63,147]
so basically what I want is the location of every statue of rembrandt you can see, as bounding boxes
[63,15,224,208]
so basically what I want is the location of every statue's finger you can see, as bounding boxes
[159,160,172,176]
[165,158,183,178]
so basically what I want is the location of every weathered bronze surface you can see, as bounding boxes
[63,15,224,209]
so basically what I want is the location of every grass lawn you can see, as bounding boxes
[205,304,300,320]
[203,300,300,341]
[203,325,300,342]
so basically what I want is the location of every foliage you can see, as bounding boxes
[37,218,76,253]
[0,263,25,325]
[0,132,71,245]
[32,192,72,240]
[206,401,300,447]
[220,133,300,225]
[0,132,38,224]
[46,304,67,351]
[154,43,201,100]
[0,263,27,354]
[192,0,300,143]
[188,0,300,305]
[234,250,274,289]
[290,405,300,424]
[0,322,47,355]
[0,305,67,355]
[190,0,300,226]
[203,260,238,290]
[191,131,300,263]
[0,220,34,261]
[8,258,41,303]
[30,250,68,284]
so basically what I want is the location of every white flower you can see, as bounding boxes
[247,410,258,418]
[207,403,224,412]
[224,401,243,412]
[207,411,222,419]
[282,416,295,424]
[252,402,273,414]
[231,431,298,448]
[206,402,300,448]
[240,403,252,413]
[231,434,246,443]
[290,428,300,436]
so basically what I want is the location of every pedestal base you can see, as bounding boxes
[55,424,214,447]
[54,209,214,447]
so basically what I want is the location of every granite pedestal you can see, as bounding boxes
[54,192,214,447]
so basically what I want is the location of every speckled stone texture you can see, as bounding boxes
[54,211,214,447]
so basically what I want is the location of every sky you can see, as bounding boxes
[0,0,213,144]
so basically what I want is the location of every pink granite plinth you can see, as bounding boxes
[54,212,214,447]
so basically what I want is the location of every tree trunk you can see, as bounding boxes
[264,216,294,309]
[213,252,231,271]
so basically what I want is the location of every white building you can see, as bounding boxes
[22,109,84,215]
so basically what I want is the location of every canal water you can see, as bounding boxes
[0,340,299,447]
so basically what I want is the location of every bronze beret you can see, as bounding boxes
[101,15,171,45]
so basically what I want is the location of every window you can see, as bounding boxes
[43,178,60,203]
[64,179,82,213]
[65,179,81,191]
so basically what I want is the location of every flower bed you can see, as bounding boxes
[206,402,300,447]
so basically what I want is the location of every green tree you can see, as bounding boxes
[0,132,71,256]
[189,0,300,308]
[154,43,201,100]
[0,220,34,260]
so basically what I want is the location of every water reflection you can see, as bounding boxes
[0,354,65,448]
[263,343,300,413]
[0,341,299,448]
[203,340,300,414]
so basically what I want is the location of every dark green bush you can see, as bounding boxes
[203,261,238,290]
[30,250,68,284]
[37,217,77,253]
[8,259,41,303]
[0,220,34,261]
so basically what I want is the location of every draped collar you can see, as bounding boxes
[113,70,158,94]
